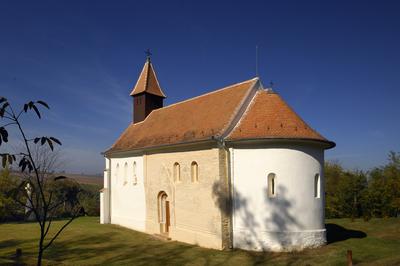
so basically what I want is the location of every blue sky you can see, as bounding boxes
[0,1,399,174]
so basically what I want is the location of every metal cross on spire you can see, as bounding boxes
[145,48,152,62]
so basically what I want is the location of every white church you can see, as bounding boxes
[100,56,335,251]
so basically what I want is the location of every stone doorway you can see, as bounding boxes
[158,191,170,235]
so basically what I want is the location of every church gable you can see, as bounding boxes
[226,90,335,147]
[107,78,258,153]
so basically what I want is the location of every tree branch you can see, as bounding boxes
[16,109,24,120]
[47,199,65,212]
[43,211,80,251]
[15,190,43,227]
[1,114,14,120]
[4,109,13,117]
[13,197,34,210]
[10,104,48,224]
[1,122,16,127]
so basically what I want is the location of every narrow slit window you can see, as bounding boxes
[123,162,128,185]
[173,163,180,182]
[115,163,120,184]
[268,173,276,197]
[133,161,137,185]
[314,174,320,198]
[191,161,198,182]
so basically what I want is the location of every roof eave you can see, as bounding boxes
[130,90,166,98]
[102,137,219,157]
[225,137,336,150]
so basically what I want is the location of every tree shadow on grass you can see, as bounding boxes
[326,223,367,244]
[0,240,30,266]
[44,232,228,265]
[0,240,26,249]
[45,232,128,262]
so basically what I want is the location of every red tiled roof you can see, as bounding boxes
[130,59,166,98]
[226,90,334,147]
[107,78,334,154]
[108,79,258,153]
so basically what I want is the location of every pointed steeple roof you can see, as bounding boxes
[130,58,166,98]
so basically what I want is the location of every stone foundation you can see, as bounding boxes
[233,229,326,252]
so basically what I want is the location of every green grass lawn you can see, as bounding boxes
[0,217,399,265]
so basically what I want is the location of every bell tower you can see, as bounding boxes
[130,53,166,123]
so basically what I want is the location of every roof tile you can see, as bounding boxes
[130,60,166,98]
[108,79,257,152]
[226,90,331,144]
[107,79,334,154]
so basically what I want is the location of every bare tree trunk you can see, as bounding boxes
[37,248,43,266]
[38,236,44,266]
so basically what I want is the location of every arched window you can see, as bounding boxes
[173,162,180,182]
[268,173,276,197]
[123,162,128,185]
[314,174,320,198]
[115,163,120,184]
[191,161,198,182]
[133,161,137,185]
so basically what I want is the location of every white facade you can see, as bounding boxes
[100,143,328,252]
[101,155,146,232]
[230,143,326,251]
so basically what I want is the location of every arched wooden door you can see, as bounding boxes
[158,192,170,235]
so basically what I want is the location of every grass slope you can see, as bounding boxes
[0,217,399,265]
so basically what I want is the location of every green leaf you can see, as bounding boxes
[36,100,50,109]
[31,104,41,119]
[0,97,6,104]
[47,138,54,151]
[0,127,8,142]
[0,102,9,117]
[34,137,40,144]
[24,104,28,112]
[49,137,62,146]
[7,154,13,164]
[27,161,33,172]
[19,157,33,172]
[41,137,46,145]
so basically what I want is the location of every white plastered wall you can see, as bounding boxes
[231,144,326,251]
[108,155,146,232]
[100,157,111,224]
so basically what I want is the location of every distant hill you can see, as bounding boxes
[65,174,103,186]
[9,171,103,186]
